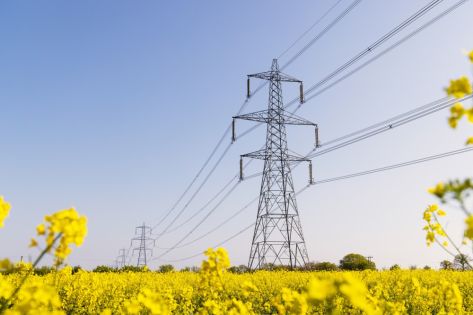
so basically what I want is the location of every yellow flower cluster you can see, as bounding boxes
[445,51,473,144]
[0,196,11,228]
[32,208,88,266]
[428,182,446,199]
[274,273,383,314]
[422,204,447,246]
[200,247,231,293]
[445,76,472,99]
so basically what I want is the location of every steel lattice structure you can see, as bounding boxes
[233,59,318,269]
[131,223,155,267]
[114,248,127,269]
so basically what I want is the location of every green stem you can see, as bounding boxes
[433,214,473,270]
[0,233,62,314]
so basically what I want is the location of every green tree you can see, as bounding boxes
[158,264,175,273]
[453,254,472,271]
[304,262,339,271]
[339,254,376,271]
[389,264,401,271]
[228,265,250,274]
[93,265,115,273]
[34,266,54,276]
[440,260,453,270]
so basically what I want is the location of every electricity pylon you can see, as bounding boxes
[115,248,127,269]
[131,223,155,267]
[233,59,319,269]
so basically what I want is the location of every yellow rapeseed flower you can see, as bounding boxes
[428,183,446,198]
[464,215,473,240]
[445,76,472,98]
[467,108,473,123]
[306,278,336,301]
[35,208,88,266]
[469,50,473,63]
[28,238,38,248]
[450,102,465,117]
[0,196,11,228]
[36,223,46,235]
[466,137,473,145]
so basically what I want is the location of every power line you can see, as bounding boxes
[152,142,233,238]
[307,94,472,159]
[158,223,256,263]
[149,0,457,260]
[160,93,472,250]
[157,175,238,235]
[154,93,469,252]
[149,0,467,246]
[156,158,256,236]
[235,0,461,141]
[280,0,362,70]
[159,195,260,250]
[303,0,470,104]
[295,0,446,104]
[312,146,473,185]
[161,145,473,262]
[150,1,359,237]
[278,0,345,59]
[245,94,472,179]
[154,181,242,260]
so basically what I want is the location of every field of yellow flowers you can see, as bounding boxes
[1,257,473,314]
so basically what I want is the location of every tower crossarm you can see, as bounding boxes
[234,110,316,126]
[248,71,301,83]
[242,149,310,162]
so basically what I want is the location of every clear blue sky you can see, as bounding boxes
[1,0,473,269]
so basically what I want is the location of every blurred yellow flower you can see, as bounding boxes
[464,215,473,240]
[0,195,11,228]
[469,50,473,63]
[428,183,446,198]
[29,238,38,248]
[36,208,88,266]
[306,278,336,301]
[36,223,46,235]
[445,76,472,98]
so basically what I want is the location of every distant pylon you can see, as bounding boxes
[115,248,127,269]
[233,59,319,269]
[131,223,155,267]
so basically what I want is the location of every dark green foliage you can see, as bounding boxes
[158,264,175,273]
[440,260,454,270]
[453,254,472,271]
[304,262,339,271]
[34,266,55,275]
[119,265,147,273]
[72,266,82,274]
[339,253,376,271]
[228,265,250,274]
[93,265,116,273]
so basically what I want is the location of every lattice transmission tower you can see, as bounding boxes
[233,59,319,269]
[131,223,155,267]
[114,248,127,269]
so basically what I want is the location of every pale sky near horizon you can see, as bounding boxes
[1,0,473,269]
